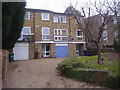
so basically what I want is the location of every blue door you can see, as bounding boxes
[56,46,68,58]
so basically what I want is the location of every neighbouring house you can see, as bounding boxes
[13,8,86,60]
[86,14,118,50]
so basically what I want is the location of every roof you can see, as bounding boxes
[26,8,69,16]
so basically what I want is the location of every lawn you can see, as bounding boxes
[58,52,119,88]
[77,54,119,76]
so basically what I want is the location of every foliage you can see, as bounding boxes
[58,54,119,88]
[113,36,120,51]
[2,2,26,50]
[57,56,85,74]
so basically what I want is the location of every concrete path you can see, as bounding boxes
[3,58,105,88]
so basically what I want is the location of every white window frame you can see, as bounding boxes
[54,29,68,41]
[18,27,31,40]
[53,15,66,23]
[25,12,30,20]
[53,15,59,22]
[42,13,50,20]
[76,29,83,41]
[54,29,62,41]
[103,30,108,42]
[42,27,50,40]
[21,27,31,35]
[60,16,66,23]
[113,16,117,24]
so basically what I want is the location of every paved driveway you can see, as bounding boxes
[3,58,104,88]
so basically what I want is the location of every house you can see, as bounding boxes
[13,8,86,60]
[86,14,118,50]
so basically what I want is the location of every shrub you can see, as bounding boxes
[58,56,85,74]
[105,75,120,89]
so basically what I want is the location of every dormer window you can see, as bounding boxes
[25,12,30,20]
[42,13,50,20]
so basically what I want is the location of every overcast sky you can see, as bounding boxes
[25,0,96,13]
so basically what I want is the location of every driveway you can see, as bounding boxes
[3,58,104,88]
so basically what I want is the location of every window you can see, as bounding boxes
[25,12,30,20]
[42,13,50,20]
[76,30,83,41]
[21,27,31,35]
[54,29,62,41]
[61,16,66,23]
[113,16,117,24]
[53,16,59,22]
[103,30,108,42]
[53,15,66,23]
[42,27,50,40]
[76,18,82,24]
[54,29,68,41]
[18,27,31,40]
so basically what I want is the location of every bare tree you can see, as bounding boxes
[65,1,117,64]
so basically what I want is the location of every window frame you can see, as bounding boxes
[53,15,66,23]
[42,13,50,20]
[42,27,50,40]
[25,12,30,20]
[76,29,83,41]
[103,30,108,42]
[54,29,68,41]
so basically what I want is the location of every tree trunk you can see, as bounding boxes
[97,43,103,64]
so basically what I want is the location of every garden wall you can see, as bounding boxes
[1,50,9,79]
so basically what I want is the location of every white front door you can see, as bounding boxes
[42,45,50,57]
[13,43,29,60]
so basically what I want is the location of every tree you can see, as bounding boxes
[65,1,117,64]
[2,2,26,50]
[106,0,120,51]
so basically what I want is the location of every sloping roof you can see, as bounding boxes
[26,8,69,15]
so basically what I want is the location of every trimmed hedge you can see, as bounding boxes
[57,56,120,89]
[65,69,119,89]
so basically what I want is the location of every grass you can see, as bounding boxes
[58,53,119,88]
[77,54,119,76]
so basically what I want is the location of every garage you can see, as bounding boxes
[13,43,29,60]
[56,44,68,58]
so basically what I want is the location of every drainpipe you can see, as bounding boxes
[33,10,36,59]
[69,14,71,37]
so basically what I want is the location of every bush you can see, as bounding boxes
[113,37,120,51]
[58,56,85,74]
[105,75,120,89]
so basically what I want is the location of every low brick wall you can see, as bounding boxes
[1,50,9,79]
[0,50,2,90]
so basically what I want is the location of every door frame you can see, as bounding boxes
[42,44,50,57]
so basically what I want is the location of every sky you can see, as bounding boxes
[25,0,94,13]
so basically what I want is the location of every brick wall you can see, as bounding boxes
[68,43,76,56]
[29,42,35,59]
[1,50,9,79]
[0,50,2,89]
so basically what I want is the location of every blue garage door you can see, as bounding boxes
[56,45,68,58]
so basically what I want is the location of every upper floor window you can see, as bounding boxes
[21,27,31,35]
[76,30,83,41]
[25,12,30,20]
[42,27,50,40]
[42,13,50,20]
[18,27,31,40]
[76,18,82,24]
[113,16,117,24]
[103,30,108,42]
[53,15,66,23]
[54,29,68,41]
